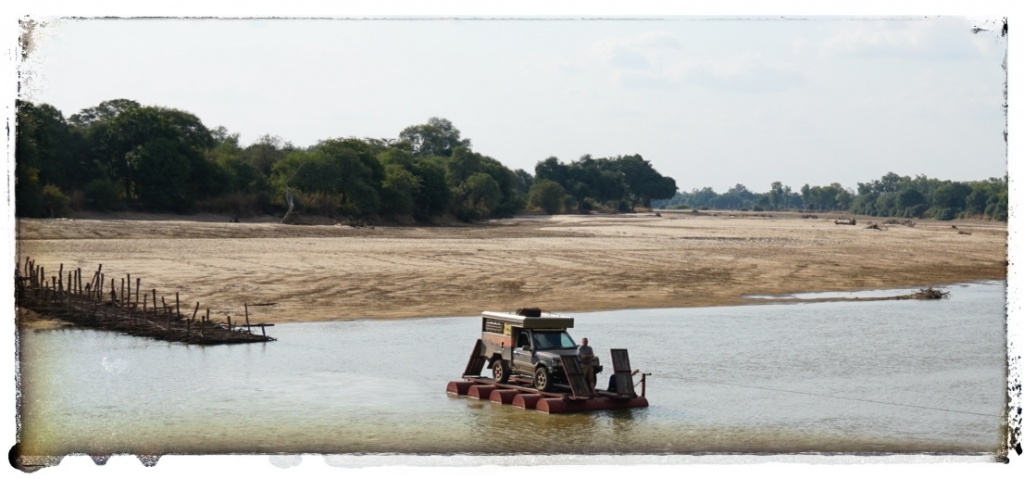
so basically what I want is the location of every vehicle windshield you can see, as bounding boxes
[532,331,577,350]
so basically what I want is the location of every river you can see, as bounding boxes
[17,281,1008,457]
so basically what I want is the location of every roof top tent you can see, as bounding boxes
[481,310,574,332]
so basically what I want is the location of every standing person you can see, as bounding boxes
[577,337,596,393]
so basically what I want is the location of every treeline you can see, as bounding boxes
[15,99,677,222]
[654,173,1008,221]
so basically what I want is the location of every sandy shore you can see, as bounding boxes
[14,211,1007,325]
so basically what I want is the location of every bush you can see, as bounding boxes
[196,192,261,218]
[67,189,87,211]
[84,178,123,211]
[927,207,956,221]
[527,180,566,215]
[40,184,71,217]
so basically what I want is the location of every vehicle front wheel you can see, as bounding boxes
[533,366,552,392]
[492,360,510,383]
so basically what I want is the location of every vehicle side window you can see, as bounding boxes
[518,332,530,350]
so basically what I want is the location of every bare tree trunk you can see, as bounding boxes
[281,186,297,224]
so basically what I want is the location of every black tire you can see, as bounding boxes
[533,366,552,392]
[492,360,510,383]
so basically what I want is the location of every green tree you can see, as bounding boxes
[455,172,502,221]
[399,117,471,157]
[380,163,422,216]
[68,99,142,128]
[127,138,195,211]
[895,188,927,217]
[271,138,384,216]
[528,179,567,214]
[535,157,570,185]
[768,181,786,211]
[241,134,293,177]
[612,154,677,209]
[929,182,972,219]
[513,169,534,195]
[90,104,215,207]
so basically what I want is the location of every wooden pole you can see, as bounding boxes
[135,278,140,306]
[188,302,199,342]
[121,279,125,306]
[58,264,63,292]
[244,303,252,334]
[127,274,132,308]
[94,264,103,291]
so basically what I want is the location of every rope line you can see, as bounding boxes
[658,374,1004,419]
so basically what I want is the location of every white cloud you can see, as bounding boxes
[572,30,683,86]
[814,17,1003,60]
[676,54,807,94]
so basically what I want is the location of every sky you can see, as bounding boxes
[11,5,1010,194]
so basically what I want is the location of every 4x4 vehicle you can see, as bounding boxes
[480,309,602,392]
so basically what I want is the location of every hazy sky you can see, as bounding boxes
[14,8,1010,194]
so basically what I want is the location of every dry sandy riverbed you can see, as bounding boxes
[14,211,1007,325]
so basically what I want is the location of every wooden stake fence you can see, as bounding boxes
[15,258,276,345]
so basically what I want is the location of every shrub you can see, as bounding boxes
[84,178,123,211]
[196,192,261,218]
[40,184,71,217]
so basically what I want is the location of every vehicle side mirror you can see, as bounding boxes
[522,344,531,351]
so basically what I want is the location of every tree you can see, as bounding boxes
[90,105,215,207]
[455,172,502,221]
[931,182,972,212]
[241,134,293,176]
[535,157,569,185]
[271,138,385,217]
[15,101,77,216]
[380,162,421,216]
[409,157,451,220]
[768,181,787,211]
[399,117,471,157]
[895,188,927,217]
[127,138,195,211]
[446,146,482,186]
[68,99,142,128]
[528,179,567,214]
[612,154,677,209]
[513,169,534,195]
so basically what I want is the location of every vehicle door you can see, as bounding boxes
[511,330,534,375]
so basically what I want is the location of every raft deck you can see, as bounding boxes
[447,376,649,413]
[450,340,649,413]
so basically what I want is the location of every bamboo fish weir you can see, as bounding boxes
[15,258,275,345]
